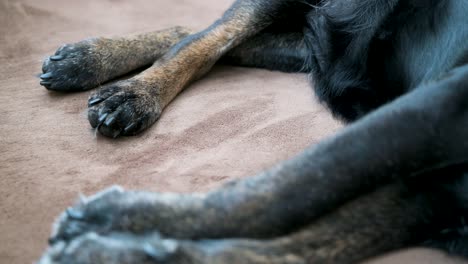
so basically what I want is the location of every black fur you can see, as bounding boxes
[303,0,468,256]
[233,0,468,257]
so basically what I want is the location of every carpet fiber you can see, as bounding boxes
[0,0,466,263]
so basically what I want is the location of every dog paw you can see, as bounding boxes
[48,186,197,244]
[48,186,127,244]
[40,39,105,92]
[87,79,162,137]
[39,232,194,264]
[41,231,274,264]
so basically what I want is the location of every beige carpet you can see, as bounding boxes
[0,0,466,263]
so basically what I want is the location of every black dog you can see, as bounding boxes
[39,0,468,263]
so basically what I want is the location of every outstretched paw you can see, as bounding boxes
[87,79,162,137]
[48,186,126,244]
[41,231,297,264]
[39,232,198,264]
[48,186,196,244]
[40,39,106,92]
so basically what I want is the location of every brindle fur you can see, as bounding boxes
[38,0,468,263]
[41,27,192,92]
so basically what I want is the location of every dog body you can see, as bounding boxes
[39,0,468,263]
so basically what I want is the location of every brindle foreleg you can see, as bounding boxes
[85,0,306,137]
[40,27,192,92]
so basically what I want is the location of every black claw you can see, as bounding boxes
[40,81,52,86]
[48,236,60,246]
[66,207,85,220]
[104,116,116,126]
[88,98,103,107]
[42,59,50,73]
[123,123,137,134]
[112,129,122,138]
[98,113,109,124]
[143,244,168,262]
[40,72,53,79]
[50,55,64,61]
[112,129,122,139]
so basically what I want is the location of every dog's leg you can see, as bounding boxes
[40,176,457,264]
[40,27,192,92]
[48,65,468,243]
[41,27,308,92]
[86,0,306,137]
[224,31,309,72]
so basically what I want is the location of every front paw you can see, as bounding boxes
[40,38,105,92]
[48,186,195,245]
[48,186,127,244]
[40,232,280,264]
[87,79,162,137]
[39,232,199,264]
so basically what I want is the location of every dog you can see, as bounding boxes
[38,0,468,263]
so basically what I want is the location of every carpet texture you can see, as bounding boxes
[0,0,466,263]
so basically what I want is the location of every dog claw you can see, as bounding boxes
[66,207,85,220]
[124,123,136,134]
[104,116,116,126]
[47,237,56,245]
[50,55,64,61]
[98,113,109,124]
[40,72,53,79]
[112,129,122,139]
[40,81,52,86]
[143,243,168,261]
[48,236,61,246]
[88,98,103,107]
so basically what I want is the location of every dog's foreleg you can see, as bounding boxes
[40,27,192,91]
[224,31,309,72]
[195,64,468,237]
[41,177,454,264]
[86,0,306,137]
